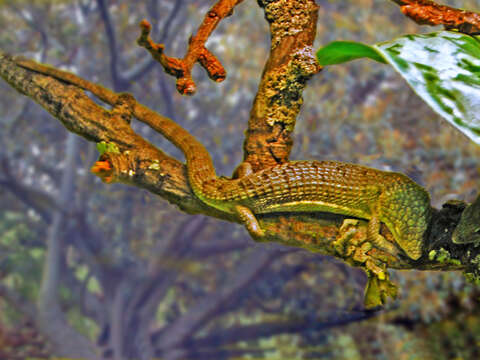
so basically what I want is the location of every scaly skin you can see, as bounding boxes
[197,160,431,260]
[16,57,432,260]
[452,194,480,245]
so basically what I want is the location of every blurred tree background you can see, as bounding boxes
[1,0,480,359]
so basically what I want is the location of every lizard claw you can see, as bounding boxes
[334,219,398,308]
[334,219,361,256]
[364,271,398,309]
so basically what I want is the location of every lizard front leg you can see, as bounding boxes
[367,213,400,258]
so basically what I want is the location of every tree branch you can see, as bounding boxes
[1,0,480,312]
[0,50,207,215]
[137,0,240,95]
[184,310,377,350]
[243,0,322,170]
[154,248,283,357]
[96,0,128,91]
[0,49,477,275]
[390,0,480,34]
[123,0,185,84]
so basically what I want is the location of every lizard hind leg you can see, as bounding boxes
[234,205,266,241]
[232,161,254,179]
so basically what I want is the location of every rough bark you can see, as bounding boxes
[243,0,321,169]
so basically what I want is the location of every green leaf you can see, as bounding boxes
[96,141,120,155]
[373,31,480,144]
[96,141,108,155]
[317,32,480,144]
[316,41,387,66]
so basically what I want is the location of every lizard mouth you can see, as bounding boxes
[451,226,464,244]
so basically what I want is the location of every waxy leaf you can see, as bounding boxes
[316,41,386,65]
[375,32,480,144]
[316,32,480,144]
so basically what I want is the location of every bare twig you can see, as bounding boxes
[123,0,185,84]
[137,0,244,95]
[390,0,480,34]
[2,1,480,312]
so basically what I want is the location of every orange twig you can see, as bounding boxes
[391,0,480,34]
[91,159,114,183]
[138,0,244,95]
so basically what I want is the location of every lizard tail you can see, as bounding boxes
[134,103,219,196]
[15,57,219,195]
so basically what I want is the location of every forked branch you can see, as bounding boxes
[137,0,245,95]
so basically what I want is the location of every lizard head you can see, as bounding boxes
[452,195,480,245]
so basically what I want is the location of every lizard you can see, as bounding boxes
[452,194,480,245]
[14,56,432,262]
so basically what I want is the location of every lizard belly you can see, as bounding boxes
[252,200,372,220]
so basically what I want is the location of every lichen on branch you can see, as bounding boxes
[243,0,322,171]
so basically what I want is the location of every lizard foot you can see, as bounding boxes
[351,239,398,308]
[364,271,398,309]
[334,219,398,308]
[333,219,364,257]
[351,241,399,308]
